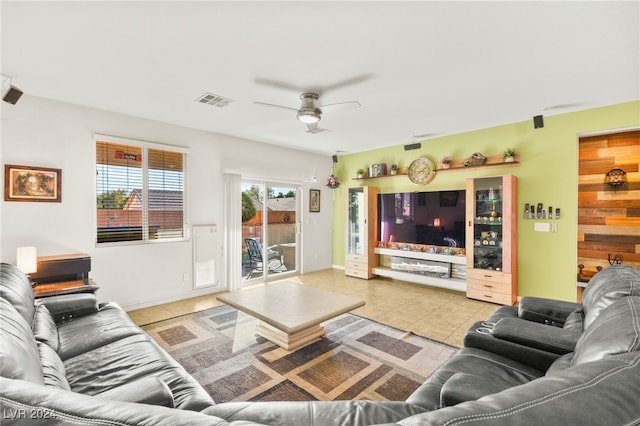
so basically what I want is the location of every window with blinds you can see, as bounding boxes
[96,136,187,244]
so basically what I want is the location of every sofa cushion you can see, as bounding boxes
[32,304,59,352]
[64,332,214,410]
[37,341,71,390]
[96,377,175,408]
[581,265,640,329]
[56,302,143,360]
[572,296,640,366]
[0,263,35,324]
[439,372,514,407]
[0,298,44,384]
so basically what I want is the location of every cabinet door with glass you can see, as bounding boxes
[345,186,378,279]
[466,175,517,305]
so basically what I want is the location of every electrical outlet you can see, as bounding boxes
[552,223,558,233]
[183,272,189,281]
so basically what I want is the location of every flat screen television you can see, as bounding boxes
[378,190,466,248]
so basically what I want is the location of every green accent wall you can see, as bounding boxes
[331,101,640,302]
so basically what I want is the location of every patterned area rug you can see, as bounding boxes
[143,305,457,403]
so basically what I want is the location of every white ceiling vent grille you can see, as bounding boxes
[196,93,234,108]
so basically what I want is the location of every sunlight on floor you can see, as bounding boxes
[127,268,500,347]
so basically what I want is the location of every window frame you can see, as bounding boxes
[94,134,190,246]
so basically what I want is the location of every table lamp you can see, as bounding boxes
[16,246,38,275]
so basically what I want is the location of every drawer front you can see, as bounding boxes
[345,254,367,263]
[466,286,513,305]
[345,268,371,279]
[467,269,512,284]
[467,279,512,295]
[345,260,368,272]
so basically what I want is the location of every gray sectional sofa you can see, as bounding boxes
[2,262,640,425]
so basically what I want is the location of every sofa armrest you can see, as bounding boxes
[398,352,640,426]
[491,318,580,355]
[96,377,175,408]
[1,377,252,425]
[36,293,98,322]
[464,321,560,372]
[518,297,581,326]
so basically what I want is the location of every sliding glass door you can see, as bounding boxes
[241,180,299,283]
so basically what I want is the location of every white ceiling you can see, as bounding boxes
[2,1,639,156]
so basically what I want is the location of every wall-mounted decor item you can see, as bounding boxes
[407,157,436,185]
[463,152,487,167]
[605,168,627,190]
[4,164,62,202]
[326,175,340,189]
[309,189,320,212]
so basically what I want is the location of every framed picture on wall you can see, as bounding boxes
[4,164,62,202]
[310,189,320,212]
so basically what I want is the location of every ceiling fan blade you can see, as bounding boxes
[322,74,373,92]
[319,100,361,111]
[253,101,299,112]
[254,78,305,92]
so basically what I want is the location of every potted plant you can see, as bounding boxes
[356,168,365,179]
[390,164,398,175]
[326,174,341,189]
[503,147,517,162]
[441,156,452,169]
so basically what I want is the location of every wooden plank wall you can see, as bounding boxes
[578,130,640,281]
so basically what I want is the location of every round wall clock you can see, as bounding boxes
[408,157,436,185]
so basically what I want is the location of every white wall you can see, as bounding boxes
[0,95,334,309]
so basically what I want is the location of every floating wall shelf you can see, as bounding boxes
[352,154,520,180]
[437,154,521,172]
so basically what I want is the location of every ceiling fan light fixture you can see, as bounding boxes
[297,109,321,124]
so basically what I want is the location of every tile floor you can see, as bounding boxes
[127,268,501,347]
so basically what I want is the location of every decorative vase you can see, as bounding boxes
[504,156,515,163]
[441,163,451,169]
[390,169,397,175]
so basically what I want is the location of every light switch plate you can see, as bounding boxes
[534,222,550,232]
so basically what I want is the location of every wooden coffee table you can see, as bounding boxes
[217,281,365,351]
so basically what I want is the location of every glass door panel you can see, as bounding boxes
[241,181,298,283]
[347,187,365,256]
[266,185,297,278]
[471,177,504,271]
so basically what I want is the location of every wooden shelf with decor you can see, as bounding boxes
[438,154,520,172]
[352,168,408,180]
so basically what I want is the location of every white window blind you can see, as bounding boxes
[96,136,187,244]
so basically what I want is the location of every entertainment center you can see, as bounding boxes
[345,174,518,305]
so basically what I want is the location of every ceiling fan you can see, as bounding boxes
[254,92,361,133]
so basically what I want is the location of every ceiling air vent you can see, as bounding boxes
[196,93,234,108]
